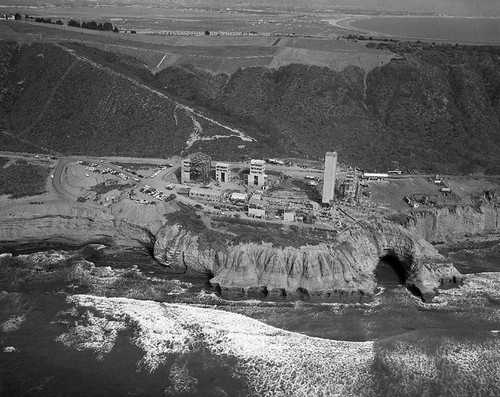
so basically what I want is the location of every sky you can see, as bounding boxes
[1,0,498,16]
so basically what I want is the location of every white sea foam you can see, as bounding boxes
[55,310,126,360]
[59,294,375,396]
[3,346,18,353]
[0,314,26,333]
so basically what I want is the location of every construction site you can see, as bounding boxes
[146,151,462,235]
[0,148,465,246]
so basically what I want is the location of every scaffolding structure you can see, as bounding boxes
[181,152,212,185]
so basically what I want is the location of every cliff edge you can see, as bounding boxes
[153,211,462,301]
[398,192,500,243]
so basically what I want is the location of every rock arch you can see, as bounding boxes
[154,220,464,303]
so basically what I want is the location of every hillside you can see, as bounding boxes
[0,41,260,159]
[156,42,500,173]
[1,40,499,173]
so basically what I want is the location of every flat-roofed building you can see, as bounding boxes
[248,159,266,187]
[189,187,221,201]
[230,192,247,203]
[248,195,266,217]
[322,151,337,205]
[216,162,231,183]
[248,207,266,218]
[283,211,295,222]
[362,172,389,180]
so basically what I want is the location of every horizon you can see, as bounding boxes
[0,0,498,17]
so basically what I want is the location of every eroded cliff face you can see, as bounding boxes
[401,202,500,244]
[0,205,154,247]
[153,219,462,302]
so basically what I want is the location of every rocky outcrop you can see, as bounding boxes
[0,215,115,246]
[401,202,500,244]
[154,219,462,302]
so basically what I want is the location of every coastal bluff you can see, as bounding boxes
[153,214,462,302]
[400,200,500,244]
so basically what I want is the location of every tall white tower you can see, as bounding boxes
[248,159,266,187]
[322,151,337,205]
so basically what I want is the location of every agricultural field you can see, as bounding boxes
[3,20,393,74]
[3,4,355,36]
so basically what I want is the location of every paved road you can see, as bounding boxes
[51,158,77,202]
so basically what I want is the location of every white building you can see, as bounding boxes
[230,192,247,203]
[362,173,389,180]
[248,159,266,187]
[283,211,295,222]
[181,158,192,183]
[216,162,231,183]
[322,152,337,205]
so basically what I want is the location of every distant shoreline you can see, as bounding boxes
[327,15,500,45]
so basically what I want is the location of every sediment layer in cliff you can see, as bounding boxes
[0,206,155,248]
[397,197,500,244]
[154,211,463,302]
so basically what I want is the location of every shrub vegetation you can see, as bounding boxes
[0,161,50,198]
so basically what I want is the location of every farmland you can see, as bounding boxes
[2,20,394,74]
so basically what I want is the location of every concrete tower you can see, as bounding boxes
[215,162,231,183]
[322,151,337,205]
[248,159,266,187]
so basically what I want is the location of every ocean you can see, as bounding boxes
[349,16,500,45]
[0,242,499,396]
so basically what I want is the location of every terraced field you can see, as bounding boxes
[3,21,394,74]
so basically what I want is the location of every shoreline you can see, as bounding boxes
[326,15,500,46]
[3,230,498,253]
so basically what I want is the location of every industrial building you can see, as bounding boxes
[189,187,222,201]
[230,192,247,203]
[215,162,231,183]
[248,196,266,217]
[283,211,296,222]
[362,172,389,180]
[181,152,212,184]
[248,159,266,187]
[321,151,337,205]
